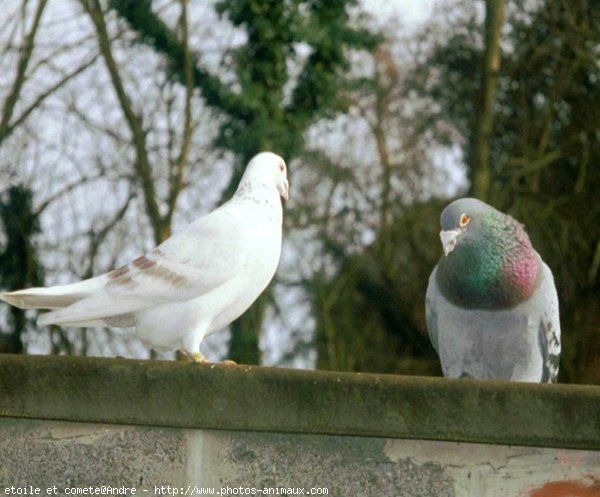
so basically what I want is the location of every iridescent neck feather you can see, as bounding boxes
[436,210,540,310]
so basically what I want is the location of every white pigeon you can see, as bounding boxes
[0,152,289,362]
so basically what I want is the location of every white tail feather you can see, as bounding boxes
[0,288,86,310]
[0,275,107,310]
[37,290,152,327]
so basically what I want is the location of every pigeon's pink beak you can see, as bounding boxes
[279,178,290,204]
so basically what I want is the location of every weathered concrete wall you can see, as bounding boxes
[1,418,599,497]
[1,354,599,497]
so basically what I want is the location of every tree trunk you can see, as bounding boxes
[228,292,266,364]
[469,0,505,200]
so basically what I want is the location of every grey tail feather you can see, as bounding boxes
[38,315,108,327]
[37,311,135,328]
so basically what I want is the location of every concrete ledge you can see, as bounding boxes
[3,419,600,494]
[0,353,599,450]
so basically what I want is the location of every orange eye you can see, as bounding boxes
[460,213,470,227]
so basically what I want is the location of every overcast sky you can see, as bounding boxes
[364,0,436,27]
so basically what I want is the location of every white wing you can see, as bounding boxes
[35,203,247,326]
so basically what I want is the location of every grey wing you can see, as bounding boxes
[537,262,561,383]
[425,267,440,354]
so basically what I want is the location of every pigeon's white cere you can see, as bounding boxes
[0,152,289,362]
[440,229,461,256]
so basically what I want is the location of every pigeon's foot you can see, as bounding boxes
[219,359,237,366]
[190,351,208,363]
[182,351,237,365]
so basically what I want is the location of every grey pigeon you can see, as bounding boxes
[426,198,560,382]
[0,152,289,362]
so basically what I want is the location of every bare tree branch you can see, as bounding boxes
[0,5,22,44]
[0,0,49,146]
[35,172,109,216]
[67,96,129,145]
[79,0,164,244]
[164,0,194,234]
[3,54,99,142]
[371,49,396,233]
[84,190,135,278]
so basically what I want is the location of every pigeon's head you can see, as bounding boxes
[245,152,290,203]
[436,197,541,309]
[439,198,491,256]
